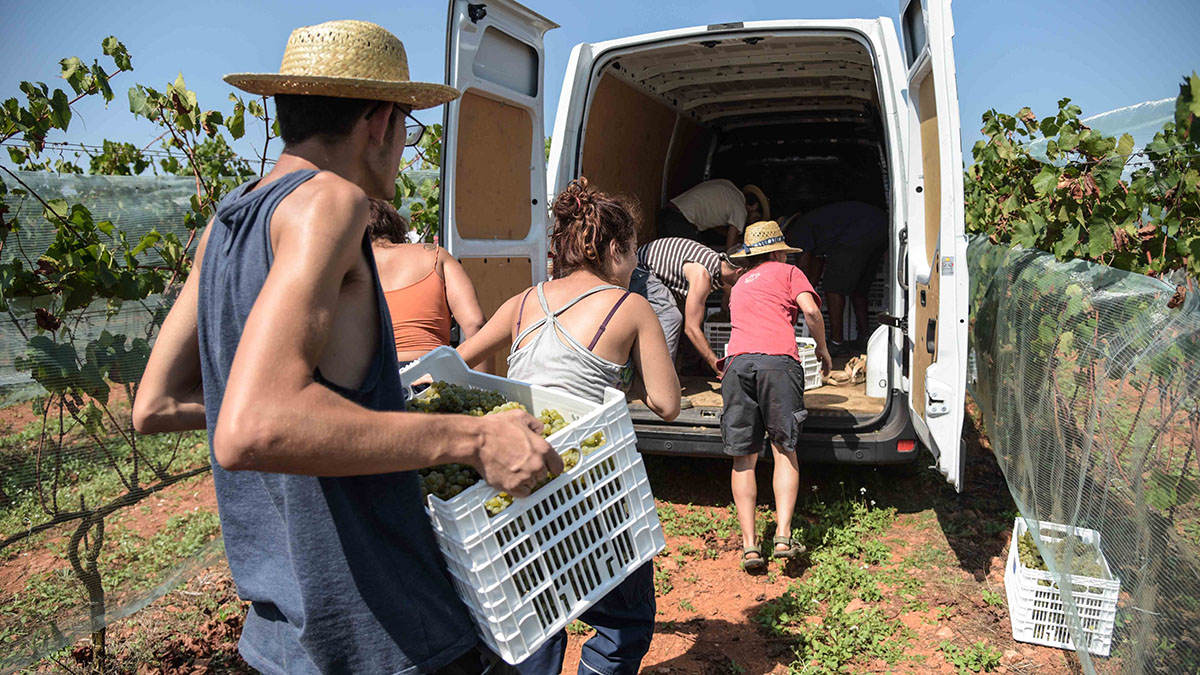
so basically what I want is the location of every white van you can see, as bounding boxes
[438,0,969,490]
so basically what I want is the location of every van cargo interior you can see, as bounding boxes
[578,32,892,429]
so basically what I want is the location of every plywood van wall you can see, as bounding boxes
[664,116,713,204]
[580,75,676,244]
[454,91,533,240]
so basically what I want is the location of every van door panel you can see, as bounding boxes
[900,0,968,490]
[460,257,532,376]
[453,92,533,240]
[443,0,556,360]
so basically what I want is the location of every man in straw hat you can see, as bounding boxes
[134,20,557,674]
[721,221,831,572]
[660,178,770,252]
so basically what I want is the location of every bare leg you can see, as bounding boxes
[731,454,759,551]
[851,291,869,342]
[771,443,800,551]
[827,293,847,344]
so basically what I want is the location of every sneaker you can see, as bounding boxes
[828,339,849,356]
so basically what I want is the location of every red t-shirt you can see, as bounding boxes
[726,261,820,362]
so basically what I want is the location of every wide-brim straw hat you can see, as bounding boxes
[742,184,771,221]
[729,220,803,258]
[224,20,460,110]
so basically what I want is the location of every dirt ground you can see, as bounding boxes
[31,400,1081,674]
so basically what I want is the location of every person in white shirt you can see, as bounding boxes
[660,179,769,251]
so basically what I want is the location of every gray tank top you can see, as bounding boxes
[506,283,635,404]
[196,169,476,674]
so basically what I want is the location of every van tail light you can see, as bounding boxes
[897,440,916,453]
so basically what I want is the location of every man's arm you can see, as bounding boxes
[132,226,212,434]
[209,178,560,495]
[681,262,721,374]
[799,291,832,375]
[724,225,739,252]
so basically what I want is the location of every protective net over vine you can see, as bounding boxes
[0,172,221,671]
[967,235,1199,673]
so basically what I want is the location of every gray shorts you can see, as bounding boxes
[630,266,682,361]
[720,354,809,456]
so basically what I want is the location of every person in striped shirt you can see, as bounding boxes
[630,237,745,376]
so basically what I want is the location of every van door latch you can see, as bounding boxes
[467,3,487,23]
[878,314,907,332]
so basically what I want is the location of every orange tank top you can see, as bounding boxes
[384,248,452,354]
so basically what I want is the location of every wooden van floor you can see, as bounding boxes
[630,356,887,419]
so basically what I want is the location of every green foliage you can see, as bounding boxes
[755,500,910,674]
[980,589,1004,607]
[0,36,268,667]
[938,641,1002,674]
[393,122,445,243]
[965,73,1200,279]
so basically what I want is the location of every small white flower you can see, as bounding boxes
[870,500,876,507]
[811,485,818,493]
[860,487,867,495]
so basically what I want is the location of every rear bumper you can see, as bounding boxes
[634,390,918,464]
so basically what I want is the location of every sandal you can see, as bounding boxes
[741,546,767,571]
[772,536,806,559]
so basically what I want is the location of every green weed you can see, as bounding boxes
[981,589,1005,607]
[939,640,1002,673]
[678,598,696,613]
[566,620,593,636]
[755,500,908,674]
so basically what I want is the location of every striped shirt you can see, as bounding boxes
[636,237,723,303]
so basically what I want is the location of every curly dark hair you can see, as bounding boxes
[367,198,409,245]
[550,177,641,279]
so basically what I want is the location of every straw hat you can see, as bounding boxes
[224,20,460,110]
[742,184,771,220]
[729,220,803,258]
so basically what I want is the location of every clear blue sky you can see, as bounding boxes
[2,0,1198,169]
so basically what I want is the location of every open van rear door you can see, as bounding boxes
[899,0,969,490]
[442,0,557,373]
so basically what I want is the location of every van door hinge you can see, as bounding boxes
[926,377,953,417]
[878,313,907,332]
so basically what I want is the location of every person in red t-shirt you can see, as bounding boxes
[721,221,832,572]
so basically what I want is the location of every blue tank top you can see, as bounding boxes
[197,170,477,674]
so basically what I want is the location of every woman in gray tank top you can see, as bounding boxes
[458,178,679,675]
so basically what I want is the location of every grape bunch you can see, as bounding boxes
[483,433,608,517]
[419,463,482,501]
[1017,530,1107,580]
[409,381,508,415]
[539,409,568,437]
[488,400,527,415]
[411,382,613,515]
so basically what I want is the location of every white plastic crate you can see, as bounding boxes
[704,320,810,358]
[1004,518,1120,657]
[718,337,822,390]
[398,347,666,664]
[797,337,822,390]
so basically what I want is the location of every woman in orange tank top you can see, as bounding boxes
[368,199,488,370]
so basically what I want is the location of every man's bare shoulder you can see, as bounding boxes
[273,172,369,243]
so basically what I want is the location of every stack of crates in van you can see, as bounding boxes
[398,347,665,664]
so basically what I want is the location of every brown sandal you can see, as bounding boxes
[741,546,766,571]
